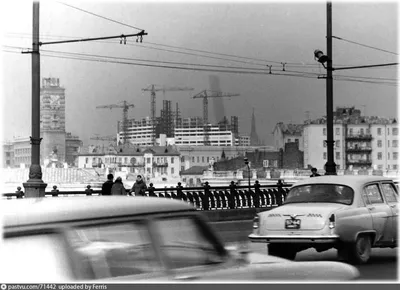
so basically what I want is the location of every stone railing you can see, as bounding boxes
[2,180,292,211]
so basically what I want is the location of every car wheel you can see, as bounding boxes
[268,244,297,260]
[348,235,372,264]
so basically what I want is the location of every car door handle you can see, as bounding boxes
[390,204,397,208]
[175,275,199,281]
[368,207,375,211]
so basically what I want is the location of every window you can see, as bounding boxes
[393,140,398,148]
[2,234,74,281]
[381,183,398,203]
[360,128,364,135]
[323,152,327,160]
[295,139,299,143]
[207,157,209,163]
[393,165,398,170]
[66,222,160,279]
[92,158,96,163]
[393,128,398,135]
[336,140,340,148]
[6,152,10,157]
[335,128,340,135]
[124,157,128,164]
[192,157,195,163]
[377,128,382,135]
[388,128,390,135]
[197,157,200,163]
[181,166,185,172]
[85,158,89,163]
[287,138,291,142]
[336,152,340,160]
[366,128,370,134]
[323,141,326,147]
[388,153,390,160]
[393,152,398,160]
[388,140,391,147]
[378,152,382,160]
[181,157,185,163]
[349,128,353,136]
[285,184,353,205]
[171,168,175,174]
[323,128,327,136]
[377,140,382,148]
[202,156,205,163]
[171,157,174,164]
[364,184,384,204]
[153,217,225,269]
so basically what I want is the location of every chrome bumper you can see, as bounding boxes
[248,233,339,244]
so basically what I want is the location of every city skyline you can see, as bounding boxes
[1,1,398,147]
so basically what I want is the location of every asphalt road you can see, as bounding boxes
[210,220,399,281]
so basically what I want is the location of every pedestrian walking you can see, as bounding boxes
[129,175,147,196]
[310,168,321,177]
[111,177,126,196]
[101,173,114,195]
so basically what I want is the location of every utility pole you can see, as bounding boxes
[324,1,337,175]
[23,1,47,197]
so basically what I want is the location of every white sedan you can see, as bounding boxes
[249,176,398,264]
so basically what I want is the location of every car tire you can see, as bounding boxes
[347,235,372,264]
[268,244,297,260]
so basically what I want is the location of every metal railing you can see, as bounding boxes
[2,181,292,211]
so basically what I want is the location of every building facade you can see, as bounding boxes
[302,107,398,170]
[272,122,304,151]
[77,146,181,183]
[2,142,15,168]
[117,117,154,146]
[11,137,31,167]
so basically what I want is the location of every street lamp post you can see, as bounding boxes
[244,157,251,192]
[314,1,337,175]
[23,1,47,197]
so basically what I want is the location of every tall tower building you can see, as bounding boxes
[250,108,259,146]
[40,77,66,164]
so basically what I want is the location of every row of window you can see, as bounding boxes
[377,140,398,148]
[86,157,176,165]
[14,148,31,155]
[322,127,398,136]
[377,152,398,160]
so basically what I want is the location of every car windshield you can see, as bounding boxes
[284,184,354,205]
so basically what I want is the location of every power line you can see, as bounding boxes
[332,35,398,56]
[4,45,398,86]
[57,1,143,31]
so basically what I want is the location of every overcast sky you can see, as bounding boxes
[0,0,398,146]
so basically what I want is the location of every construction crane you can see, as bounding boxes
[193,90,240,146]
[96,101,134,146]
[142,85,194,144]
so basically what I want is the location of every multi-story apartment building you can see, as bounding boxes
[302,107,398,170]
[118,117,154,146]
[65,133,83,166]
[12,137,31,167]
[174,126,236,146]
[239,135,251,147]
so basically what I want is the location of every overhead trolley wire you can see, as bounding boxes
[332,35,398,56]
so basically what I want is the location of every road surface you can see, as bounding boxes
[210,220,398,281]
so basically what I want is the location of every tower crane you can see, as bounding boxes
[96,101,134,145]
[142,85,194,144]
[193,90,240,146]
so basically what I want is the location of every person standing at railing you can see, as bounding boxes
[129,175,147,196]
[101,174,114,195]
[111,177,126,195]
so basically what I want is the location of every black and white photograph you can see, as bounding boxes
[0,0,398,284]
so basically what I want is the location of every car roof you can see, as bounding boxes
[2,196,196,228]
[291,175,394,188]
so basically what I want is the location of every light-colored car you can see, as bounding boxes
[249,176,399,264]
[1,196,359,282]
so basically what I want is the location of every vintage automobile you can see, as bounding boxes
[1,196,359,282]
[249,176,399,264]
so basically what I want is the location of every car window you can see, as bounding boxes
[364,184,384,204]
[284,184,354,205]
[66,222,162,279]
[153,217,225,269]
[381,183,398,203]
[1,233,73,282]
